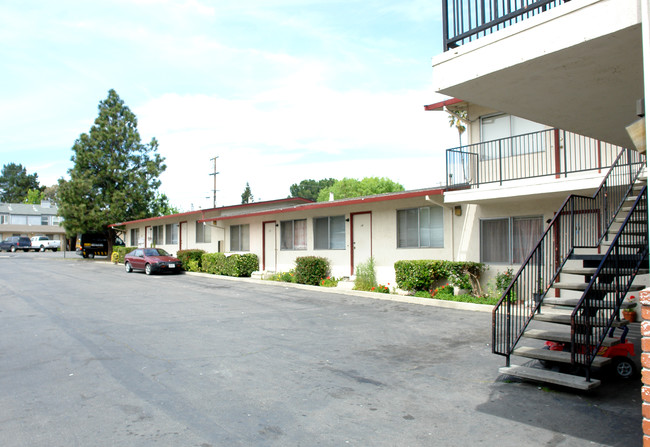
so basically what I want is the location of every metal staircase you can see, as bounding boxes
[492,149,647,390]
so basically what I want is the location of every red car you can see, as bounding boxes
[124,248,182,275]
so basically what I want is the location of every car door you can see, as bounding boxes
[131,249,145,270]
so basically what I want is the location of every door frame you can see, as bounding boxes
[179,221,188,250]
[350,211,372,276]
[262,220,277,271]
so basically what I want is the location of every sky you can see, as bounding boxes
[0,0,460,212]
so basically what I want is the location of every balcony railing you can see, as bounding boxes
[443,0,566,51]
[446,128,623,189]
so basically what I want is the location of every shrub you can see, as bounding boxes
[394,260,448,291]
[223,253,259,277]
[270,271,296,283]
[371,284,390,294]
[113,246,137,264]
[320,276,339,287]
[354,257,377,291]
[187,258,200,272]
[294,256,330,286]
[201,252,227,274]
[495,268,514,293]
[177,249,205,271]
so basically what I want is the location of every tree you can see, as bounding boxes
[24,188,45,204]
[289,178,336,201]
[43,184,59,205]
[241,182,254,204]
[447,110,468,147]
[149,193,179,217]
[0,163,42,203]
[317,177,405,202]
[58,89,166,254]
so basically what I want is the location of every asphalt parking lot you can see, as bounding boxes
[0,252,643,446]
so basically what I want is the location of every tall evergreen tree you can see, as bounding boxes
[0,163,42,203]
[289,178,336,201]
[58,89,166,253]
[241,182,254,204]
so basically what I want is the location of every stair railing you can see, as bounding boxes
[493,148,645,364]
[571,186,648,377]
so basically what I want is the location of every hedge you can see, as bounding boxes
[177,249,206,271]
[199,252,259,277]
[201,252,227,274]
[113,246,137,264]
[294,256,330,286]
[394,260,485,294]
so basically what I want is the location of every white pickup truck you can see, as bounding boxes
[30,236,61,252]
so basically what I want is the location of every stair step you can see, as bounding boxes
[562,267,649,276]
[601,241,646,248]
[542,297,616,309]
[533,312,629,327]
[523,329,619,346]
[499,365,601,390]
[552,282,645,292]
[512,346,611,368]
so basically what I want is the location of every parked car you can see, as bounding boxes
[0,236,32,252]
[124,248,182,275]
[30,236,61,252]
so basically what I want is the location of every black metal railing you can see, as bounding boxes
[443,0,566,51]
[446,129,621,189]
[492,149,646,362]
[571,186,648,377]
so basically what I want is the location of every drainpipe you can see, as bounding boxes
[426,195,455,262]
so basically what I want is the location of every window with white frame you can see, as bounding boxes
[397,206,444,248]
[41,216,49,225]
[165,223,179,244]
[0,214,8,224]
[230,224,250,251]
[480,216,544,264]
[314,215,345,250]
[196,222,212,243]
[280,219,307,250]
[130,228,140,246]
[152,225,164,245]
[480,114,546,159]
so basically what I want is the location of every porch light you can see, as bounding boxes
[454,206,462,216]
[626,117,646,154]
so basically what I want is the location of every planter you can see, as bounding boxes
[622,310,637,322]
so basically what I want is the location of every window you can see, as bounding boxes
[480,114,546,159]
[10,215,27,225]
[130,228,140,246]
[196,222,211,243]
[152,225,164,245]
[314,216,345,250]
[230,224,250,251]
[281,219,307,250]
[0,214,7,224]
[480,216,543,264]
[165,223,179,244]
[397,206,444,248]
[41,216,49,225]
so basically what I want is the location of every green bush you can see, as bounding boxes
[201,252,227,274]
[294,256,330,286]
[113,246,137,264]
[224,253,259,277]
[177,249,205,271]
[394,260,448,291]
[354,257,377,291]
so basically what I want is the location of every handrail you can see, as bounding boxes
[492,149,645,362]
[571,186,648,378]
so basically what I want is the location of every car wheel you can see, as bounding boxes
[39,246,45,252]
[145,264,152,275]
[10,246,16,252]
[52,248,58,252]
[23,249,29,252]
[88,253,95,259]
[612,357,637,380]
[125,262,133,273]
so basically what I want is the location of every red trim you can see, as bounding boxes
[179,221,187,250]
[350,211,372,276]
[199,188,445,223]
[424,97,464,111]
[109,197,312,227]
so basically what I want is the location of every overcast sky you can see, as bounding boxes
[1,0,460,211]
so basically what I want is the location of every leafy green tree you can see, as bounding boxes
[43,184,59,204]
[290,178,336,201]
[24,188,45,204]
[58,89,166,254]
[149,192,179,216]
[317,177,404,202]
[447,110,468,147]
[0,163,42,203]
[241,182,253,204]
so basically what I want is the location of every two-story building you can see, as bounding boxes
[0,202,65,244]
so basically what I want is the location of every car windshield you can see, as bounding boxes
[144,248,169,256]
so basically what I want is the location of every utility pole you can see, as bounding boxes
[209,156,219,208]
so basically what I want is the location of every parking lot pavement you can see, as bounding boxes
[0,256,642,446]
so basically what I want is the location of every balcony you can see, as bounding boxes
[446,128,624,190]
[443,0,566,51]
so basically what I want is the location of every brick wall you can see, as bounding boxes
[641,288,650,445]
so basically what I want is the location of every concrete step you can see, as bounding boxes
[523,329,619,347]
[552,282,645,292]
[542,297,616,309]
[512,346,611,368]
[499,365,601,390]
[561,267,649,276]
[533,312,629,327]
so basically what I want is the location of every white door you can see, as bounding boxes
[263,221,277,272]
[351,213,372,275]
[179,222,188,250]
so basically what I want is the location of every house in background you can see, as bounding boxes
[0,202,65,243]
[430,0,648,390]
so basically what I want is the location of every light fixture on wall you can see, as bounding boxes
[454,206,462,216]
[626,98,646,154]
